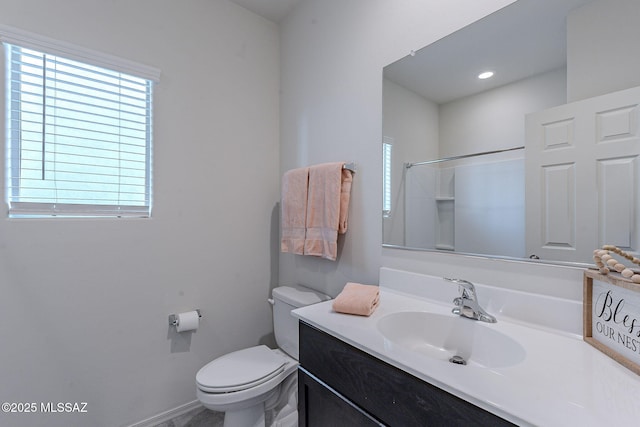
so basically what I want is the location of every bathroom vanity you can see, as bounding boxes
[293,268,640,426]
[298,321,514,426]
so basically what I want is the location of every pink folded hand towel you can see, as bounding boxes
[281,167,309,255]
[332,282,380,317]
[304,162,353,261]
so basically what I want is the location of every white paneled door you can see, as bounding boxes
[526,86,640,263]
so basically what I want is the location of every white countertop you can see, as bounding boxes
[292,269,640,426]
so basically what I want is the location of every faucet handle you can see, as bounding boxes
[444,277,474,287]
[443,277,476,299]
[444,278,496,323]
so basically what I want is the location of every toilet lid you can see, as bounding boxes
[196,345,286,393]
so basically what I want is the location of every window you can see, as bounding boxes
[1,27,159,218]
[382,137,393,218]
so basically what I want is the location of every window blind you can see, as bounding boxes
[382,137,393,218]
[4,43,154,217]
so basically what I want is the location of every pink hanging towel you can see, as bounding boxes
[280,167,309,255]
[304,162,353,261]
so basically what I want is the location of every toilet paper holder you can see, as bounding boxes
[168,309,202,327]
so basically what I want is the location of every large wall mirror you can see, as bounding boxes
[382,0,640,266]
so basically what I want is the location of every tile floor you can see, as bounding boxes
[152,407,224,427]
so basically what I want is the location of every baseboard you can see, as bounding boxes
[125,400,203,427]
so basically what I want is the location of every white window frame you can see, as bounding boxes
[0,25,160,218]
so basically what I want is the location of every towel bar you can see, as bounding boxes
[343,162,356,173]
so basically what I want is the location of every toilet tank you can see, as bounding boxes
[272,285,330,360]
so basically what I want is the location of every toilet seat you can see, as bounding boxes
[196,345,286,393]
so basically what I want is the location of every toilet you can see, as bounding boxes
[196,285,330,427]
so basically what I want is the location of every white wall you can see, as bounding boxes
[567,0,640,102]
[280,0,589,302]
[0,1,279,426]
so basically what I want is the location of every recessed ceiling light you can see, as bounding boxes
[478,71,494,80]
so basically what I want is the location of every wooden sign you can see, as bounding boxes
[584,269,640,375]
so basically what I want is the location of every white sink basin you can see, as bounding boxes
[377,311,526,368]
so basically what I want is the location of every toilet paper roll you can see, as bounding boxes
[175,310,200,332]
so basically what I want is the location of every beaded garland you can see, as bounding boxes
[593,244,640,284]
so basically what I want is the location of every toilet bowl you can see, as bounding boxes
[197,346,298,427]
[196,285,330,427]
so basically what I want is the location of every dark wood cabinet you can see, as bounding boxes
[298,369,383,426]
[298,321,516,427]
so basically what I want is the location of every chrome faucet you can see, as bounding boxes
[444,278,496,323]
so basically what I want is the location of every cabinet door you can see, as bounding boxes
[298,369,383,427]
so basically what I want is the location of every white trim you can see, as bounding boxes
[8,202,150,218]
[0,24,160,82]
[125,400,204,427]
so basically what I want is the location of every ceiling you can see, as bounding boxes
[228,0,299,23]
